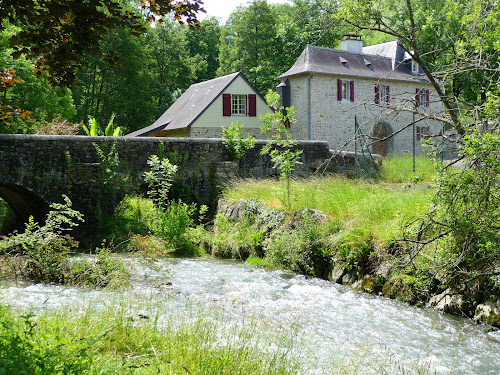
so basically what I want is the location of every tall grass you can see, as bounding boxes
[380,155,439,183]
[224,176,433,242]
[0,303,303,375]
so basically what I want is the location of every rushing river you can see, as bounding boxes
[1,255,500,374]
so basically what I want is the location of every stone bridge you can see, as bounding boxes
[0,134,364,238]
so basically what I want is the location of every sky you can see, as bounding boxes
[198,0,291,23]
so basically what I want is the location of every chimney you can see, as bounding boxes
[341,34,363,54]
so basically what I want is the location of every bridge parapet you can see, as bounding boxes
[0,135,334,237]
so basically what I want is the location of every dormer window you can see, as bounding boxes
[340,57,348,68]
[411,60,420,74]
[364,59,373,71]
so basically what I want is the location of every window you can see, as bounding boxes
[415,88,430,108]
[231,94,246,115]
[337,79,354,102]
[342,81,349,100]
[375,84,390,105]
[222,94,257,117]
[416,125,430,141]
[411,60,420,74]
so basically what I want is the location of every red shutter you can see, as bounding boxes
[386,85,390,104]
[248,94,256,116]
[350,80,355,102]
[375,85,380,104]
[426,89,430,108]
[337,79,342,101]
[223,94,231,116]
[415,88,420,108]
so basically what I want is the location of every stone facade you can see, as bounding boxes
[286,74,443,156]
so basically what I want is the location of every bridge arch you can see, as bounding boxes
[0,183,50,231]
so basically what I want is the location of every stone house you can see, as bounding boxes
[276,35,444,156]
[127,72,272,138]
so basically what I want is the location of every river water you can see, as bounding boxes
[1,255,500,374]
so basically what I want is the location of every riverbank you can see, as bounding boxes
[3,255,499,374]
[207,175,500,329]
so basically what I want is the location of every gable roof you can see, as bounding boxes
[127,72,265,137]
[277,43,426,83]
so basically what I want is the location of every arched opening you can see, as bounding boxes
[371,122,393,157]
[0,183,50,234]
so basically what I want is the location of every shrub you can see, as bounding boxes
[144,154,178,208]
[33,115,82,135]
[222,121,256,160]
[0,196,83,283]
[100,195,155,246]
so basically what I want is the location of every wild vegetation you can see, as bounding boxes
[0,304,303,374]
[1,0,500,370]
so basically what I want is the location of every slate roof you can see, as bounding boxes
[277,42,425,83]
[127,72,263,137]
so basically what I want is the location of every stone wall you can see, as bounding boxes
[286,73,444,155]
[1,134,355,237]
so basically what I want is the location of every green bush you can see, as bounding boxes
[0,307,92,374]
[100,195,155,245]
[149,201,193,255]
[0,196,128,286]
[221,121,256,160]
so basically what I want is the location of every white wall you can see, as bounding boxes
[192,75,273,130]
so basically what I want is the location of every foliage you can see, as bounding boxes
[184,17,222,82]
[222,121,256,160]
[0,68,31,127]
[145,21,198,118]
[100,195,155,245]
[70,245,129,288]
[0,307,92,374]
[406,126,500,296]
[0,0,205,87]
[380,155,440,184]
[83,114,121,137]
[94,142,127,214]
[33,115,81,135]
[144,154,179,208]
[218,0,341,93]
[148,200,203,256]
[0,195,83,283]
[260,90,302,211]
[0,302,304,375]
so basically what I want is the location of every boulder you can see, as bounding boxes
[217,198,246,221]
[330,263,347,283]
[474,301,500,328]
[427,288,465,315]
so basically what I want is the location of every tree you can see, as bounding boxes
[72,26,157,134]
[327,0,500,135]
[146,20,197,118]
[184,17,222,82]
[0,27,75,133]
[0,0,205,88]
[218,0,279,93]
[328,0,500,302]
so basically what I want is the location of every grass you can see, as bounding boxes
[0,299,441,375]
[380,154,440,183]
[223,176,433,243]
[0,303,303,375]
